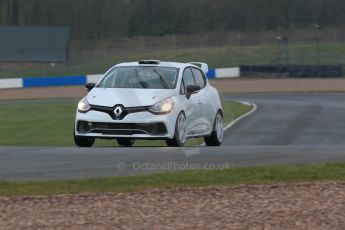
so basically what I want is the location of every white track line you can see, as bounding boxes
[224,101,258,132]
[198,101,258,147]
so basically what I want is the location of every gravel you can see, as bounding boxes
[1,182,345,229]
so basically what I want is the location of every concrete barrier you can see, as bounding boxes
[215,67,240,78]
[0,78,23,89]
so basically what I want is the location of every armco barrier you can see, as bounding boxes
[0,67,240,89]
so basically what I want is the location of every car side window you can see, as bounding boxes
[180,67,195,94]
[191,68,206,89]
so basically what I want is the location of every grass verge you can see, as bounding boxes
[1,162,345,196]
[1,43,345,78]
[0,99,252,146]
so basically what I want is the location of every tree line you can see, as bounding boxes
[0,0,344,39]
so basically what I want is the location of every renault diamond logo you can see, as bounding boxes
[114,106,123,117]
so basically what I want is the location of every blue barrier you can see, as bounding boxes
[23,75,87,88]
[207,69,216,79]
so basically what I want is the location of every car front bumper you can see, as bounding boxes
[74,109,177,139]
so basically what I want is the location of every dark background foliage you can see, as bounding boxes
[0,0,344,38]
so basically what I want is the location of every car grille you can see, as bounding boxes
[90,104,150,120]
[77,121,167,136]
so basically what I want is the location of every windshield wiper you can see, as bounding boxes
[153,69,169,89]
[135,69,148,88]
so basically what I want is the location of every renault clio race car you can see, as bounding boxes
[74,60,223,147]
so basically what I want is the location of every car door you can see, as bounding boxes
[180,67,200,134]
[191,67,212,132]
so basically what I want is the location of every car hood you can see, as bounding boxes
[87,88,176,107]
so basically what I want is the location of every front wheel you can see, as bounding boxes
[74,134,95,147]
[166,112,187,147]
[204,112,223,146]
[117,138,135,147]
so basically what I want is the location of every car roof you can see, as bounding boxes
[114,60,196,69]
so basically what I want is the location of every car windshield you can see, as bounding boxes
[97,66,178,89]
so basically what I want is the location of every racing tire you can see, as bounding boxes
[74,134,95,147]
[204,111,223,146]
[166,112,187,147]
[117,138,135,147]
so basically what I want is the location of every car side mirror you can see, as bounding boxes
[85,83,96,91]
[186,85,200,98]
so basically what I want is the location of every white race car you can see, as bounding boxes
[74,60,223,147]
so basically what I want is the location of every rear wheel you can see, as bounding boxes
[74,134,95,147]
[117,138,135,147]
[204,111,223,146]
[166,112,187,147]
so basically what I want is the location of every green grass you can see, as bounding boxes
[0,99,252,146]
[1,43,344,78]
[1,162,345,196]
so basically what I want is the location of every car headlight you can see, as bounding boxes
[78,97,91,112]
[149,97,174,114]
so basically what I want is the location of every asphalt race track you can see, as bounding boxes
[1,93,345,181]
